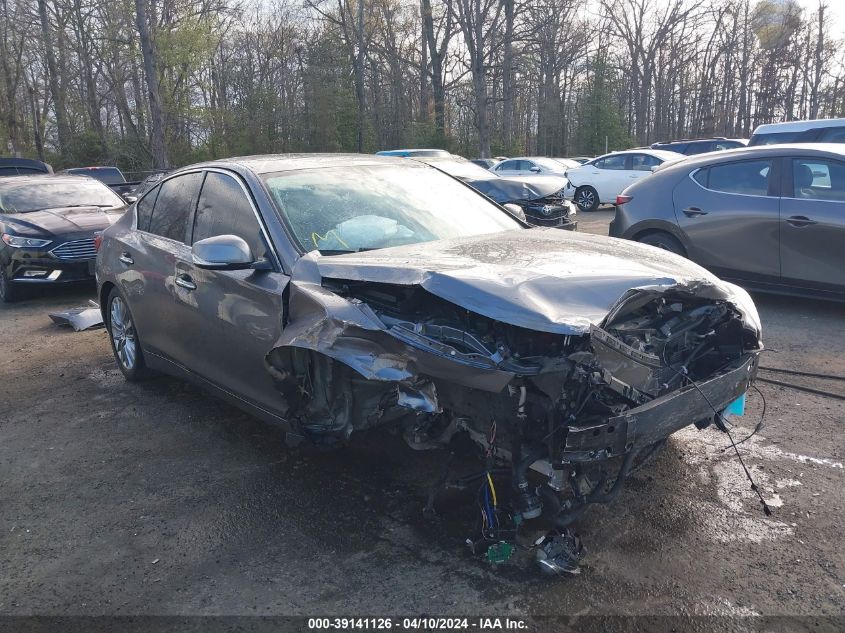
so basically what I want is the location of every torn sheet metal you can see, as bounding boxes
[48,300,104,332]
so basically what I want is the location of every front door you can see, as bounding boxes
[780,157,845,292]
[172,169,289,416]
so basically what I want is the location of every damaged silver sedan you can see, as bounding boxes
[96,154,762,573]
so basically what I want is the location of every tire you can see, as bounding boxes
[0,268,17,303]
[637,231,686,256]
[574,186,599,212]
[106,287,149,381]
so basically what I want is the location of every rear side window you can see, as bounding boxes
[792,158,845,201]
[749,131,802,146]
[135,185,160,231]
[631,154,661,170]
[192,172,267,260]
[707,160,773,196]
[685,142,713,155]
[595,155,627,170]
[147,172,203,242]
[817,127,845,143]
[496,160,518,171]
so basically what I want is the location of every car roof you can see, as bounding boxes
[0,157,51,169]
[0,174,97,188]
[177,153,425,176]
[594,149,684,161]
[752,118,845,135]
[65,165,120,170]
[655,143,845,172]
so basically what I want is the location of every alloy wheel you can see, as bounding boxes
[110,296,138,370]
[576,189,595,211]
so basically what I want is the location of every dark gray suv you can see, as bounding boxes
[610,143,845,301]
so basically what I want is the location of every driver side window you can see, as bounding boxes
[192,171,267,260]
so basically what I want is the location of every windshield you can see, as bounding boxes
[0,180,125,213]
[65,167,125,185]
[532,157,565,171]
[262,164,522,254]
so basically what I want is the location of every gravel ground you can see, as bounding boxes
[1,214,843,623]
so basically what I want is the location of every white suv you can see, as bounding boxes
[748,118,845,146]
[563,149,685,211]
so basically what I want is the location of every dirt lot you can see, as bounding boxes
[1,212,843,623]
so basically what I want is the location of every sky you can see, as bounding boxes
[796,0,845,36]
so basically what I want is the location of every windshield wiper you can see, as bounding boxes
[16,204,109,213]
[318,247,378,255]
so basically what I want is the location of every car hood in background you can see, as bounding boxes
[299,229,751,335]
[470,175,567,203]
[0,206,124,236]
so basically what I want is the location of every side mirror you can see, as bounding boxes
[503,203,526,221]
[123,195,138,204]
[192,234,255,270]
[529,166,542,173]
[650,166,659,172]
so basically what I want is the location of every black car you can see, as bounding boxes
[0,157,53,177]
[417,157,577,229]
[62,166,140,199]
[0,175,127,302]
[650,138,746,155]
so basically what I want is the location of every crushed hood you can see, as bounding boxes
[1,206,123,237]
[299,229,749,335]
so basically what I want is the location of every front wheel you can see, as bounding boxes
[106,287,149,381]
[574,186,599,212]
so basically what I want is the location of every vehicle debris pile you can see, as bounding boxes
[264,232,762,574]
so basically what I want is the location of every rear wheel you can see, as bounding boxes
[574,186,599,212]
[0,269,17,303]
[106,287,149,381]
[637,231,686,256]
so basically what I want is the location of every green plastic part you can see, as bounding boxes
[486,541,514,564]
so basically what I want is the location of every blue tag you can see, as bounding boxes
[724,393,746,417]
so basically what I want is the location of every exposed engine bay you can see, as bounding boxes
[267,261,761,574]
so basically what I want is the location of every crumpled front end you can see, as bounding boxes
[266,268,760,455]
[263,231,762,573]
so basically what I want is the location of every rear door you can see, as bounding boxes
[779,157,845,292]
[628,153,662,186]
[172,169,289,415]
[673,157,781,281]
[126,172,203,356]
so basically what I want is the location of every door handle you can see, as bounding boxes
[682,207,708,217]
[118,252,134,265]
[175,274,197,291]
[786,215,818,227]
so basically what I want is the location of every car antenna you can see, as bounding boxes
[665,358,772,517]
[683,367,772,517]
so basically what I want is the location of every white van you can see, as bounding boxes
[749,118,845,146]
